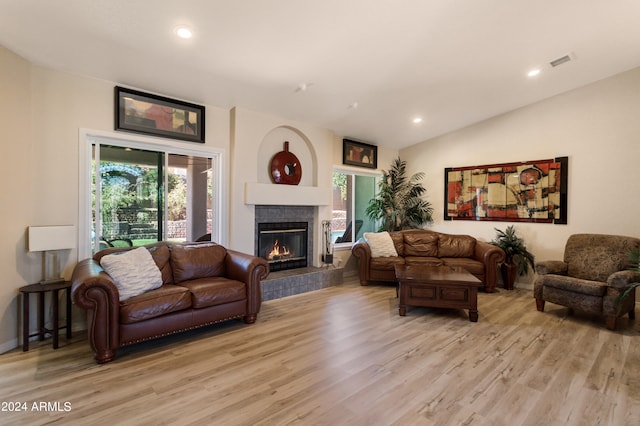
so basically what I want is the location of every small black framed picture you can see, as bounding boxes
[342,139,377,169]
[115,86,205,143]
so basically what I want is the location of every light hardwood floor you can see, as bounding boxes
[1,276,639,425]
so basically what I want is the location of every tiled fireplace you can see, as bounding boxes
[257,221,308,271]
[254,205,314,269]
[254,205,341,301]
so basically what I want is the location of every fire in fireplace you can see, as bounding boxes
[258,222,308,271]
[267,239,291,260]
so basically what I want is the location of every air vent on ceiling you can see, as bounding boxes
[549,54,572,68]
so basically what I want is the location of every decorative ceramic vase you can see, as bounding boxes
[270,141,302,185]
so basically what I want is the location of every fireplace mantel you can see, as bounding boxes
[244,182,331,206]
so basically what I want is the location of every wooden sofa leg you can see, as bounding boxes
[535,298,545,312]
[629,308,636,320]
[244,314,257,324]
[605,316,617,330]
[95,349,116,364]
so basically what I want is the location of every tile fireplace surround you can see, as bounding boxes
[254,205,315,265]
[261,266,342,301]
[254,205,343,300]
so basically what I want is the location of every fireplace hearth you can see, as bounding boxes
[258,222,308,271]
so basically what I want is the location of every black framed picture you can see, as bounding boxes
[342,139,377,169]
[444,156,568,224]
[115,86,205,143]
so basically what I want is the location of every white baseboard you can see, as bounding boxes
[0,338,19,354]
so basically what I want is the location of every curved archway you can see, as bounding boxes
[257,126,318,186]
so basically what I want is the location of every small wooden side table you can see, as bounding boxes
[19,281,72,351]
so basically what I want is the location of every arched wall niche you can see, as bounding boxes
[257,125,318,186]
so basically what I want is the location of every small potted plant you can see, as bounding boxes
[491,225,535,290]
[615,248,640,305]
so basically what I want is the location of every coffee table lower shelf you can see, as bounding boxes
[395,265,483,322]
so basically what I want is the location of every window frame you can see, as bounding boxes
[332,166,381,249]
[78,128,226,258]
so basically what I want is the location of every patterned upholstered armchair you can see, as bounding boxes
[534,234,640,330]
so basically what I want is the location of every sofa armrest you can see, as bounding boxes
[474,241,505,292]
[71,258,120,363]
[225,250,270,319]
[604,270,639,317]
[607,270,639,290]
[71,259,120,307]
[351,239,372,285]
[535,260,568,276]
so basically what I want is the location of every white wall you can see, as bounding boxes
[401,67,640,285]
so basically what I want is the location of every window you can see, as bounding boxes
[79,130,223,257]
[331,168,380,246]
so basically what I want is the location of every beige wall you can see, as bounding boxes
[6,39,636,350]
[401,67,640,286]
[330,136,399,269]
[0,44,393,351]
[229,107,337,262]
[0,46,32,351]
[0,46,231,352]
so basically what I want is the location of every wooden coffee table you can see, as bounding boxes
[395,264,483,322]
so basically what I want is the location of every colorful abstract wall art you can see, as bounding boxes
[444,157,568,224]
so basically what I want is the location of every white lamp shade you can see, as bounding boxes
[28,226,76,252]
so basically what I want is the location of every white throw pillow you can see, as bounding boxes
[363,232,398,258]
[100,247,163,301]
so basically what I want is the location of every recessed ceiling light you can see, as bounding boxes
[527,69,541,77]
[175,26,193,39]
[413,117,423,124]
[295,82,314,92]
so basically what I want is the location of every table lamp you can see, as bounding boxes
[28,225,75,284]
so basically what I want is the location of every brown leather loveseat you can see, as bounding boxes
[352,229,505,292]
[72,241,269,363]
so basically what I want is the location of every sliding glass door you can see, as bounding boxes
[166,154,213,243]
[331,170,379,245]
[90,140,217,253]
[94,145,163,250]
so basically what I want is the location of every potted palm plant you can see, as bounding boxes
[491,225,535,290]
[365,157,433,231]
[615,248,640,305]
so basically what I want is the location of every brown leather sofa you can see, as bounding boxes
[352,229,505,292]
[71,241,269,363]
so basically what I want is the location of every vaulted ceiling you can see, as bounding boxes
[2,0,640,149]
